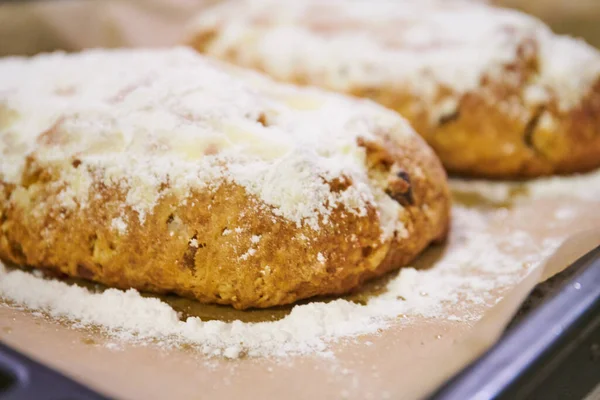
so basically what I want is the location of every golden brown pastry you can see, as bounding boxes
[187,0,600,178]
[0,48,449,309]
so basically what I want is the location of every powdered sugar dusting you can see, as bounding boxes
[192,0,600,112]
[0,47,413,236]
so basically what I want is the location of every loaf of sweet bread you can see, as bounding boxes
[187,0,600,178]
[0,48,449,309]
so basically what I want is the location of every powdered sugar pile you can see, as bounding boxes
[0,201,563,358]
[191,0,600,113]
[0,47,413,235]
[4,165,596,357]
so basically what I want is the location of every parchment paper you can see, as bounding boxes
[1,2,600,399]
[1,189,599,400]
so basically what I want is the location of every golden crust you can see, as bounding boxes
[0,48,450,309]
[0,135,449,310]
[187,0,600,178]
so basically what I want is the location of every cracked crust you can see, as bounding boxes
[188,0,600,178]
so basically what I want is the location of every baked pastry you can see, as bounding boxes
[0,48,449,309]
[187,0,600,178]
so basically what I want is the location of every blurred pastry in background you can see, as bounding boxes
[188,0,600,178]
[0,0,221,56]
[492,0,600,49]
[2,0,599,53]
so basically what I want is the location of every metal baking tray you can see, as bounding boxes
[430,245,600,400]
[0,246,599,400]
[0,342,108,400]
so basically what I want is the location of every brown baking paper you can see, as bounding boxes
[1,188,599,400]
[1,2,600,399]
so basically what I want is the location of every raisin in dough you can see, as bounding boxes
[0,48,449,309]
[188,0,600,178]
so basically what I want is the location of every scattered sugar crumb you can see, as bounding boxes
[317,252,326,264]
[239,248,257,261]
[223,345,242,359]
[222,229,232,236]
[105,342,122,351]
[260,265,272,276]
[110,217,128,235]
[189,238,199,248]
[251,235,261,244]
[554,207,576,220]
